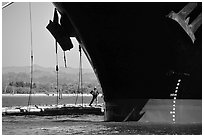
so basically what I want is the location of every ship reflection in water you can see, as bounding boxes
[2,115,201,135]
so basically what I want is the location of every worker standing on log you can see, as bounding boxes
[89,87,99,106]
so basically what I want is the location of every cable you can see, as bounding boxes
[56,41,59,107]
[63,51,67,68]
[79,45,83,107]
[27,2,34,110]
[2,2,14,9]
[75,44,83,106]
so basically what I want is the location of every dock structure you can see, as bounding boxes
[2,104,104,116]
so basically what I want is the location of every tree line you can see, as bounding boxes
[2,80,102,94]
[8,81,37,88]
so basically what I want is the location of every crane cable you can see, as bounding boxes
[27,2,34,110]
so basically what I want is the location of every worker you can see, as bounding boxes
[89,87,99,106]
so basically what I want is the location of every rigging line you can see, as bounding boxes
[56,41,59,107]
[75,88,79,105]
[27,2,34,109]
[55,41,59,119]
[75,45,83,105]
[63,51,67,68]
[2,2,14,9]
[75,50,80,105]
[75,70,80,105]
[79,45,83,107]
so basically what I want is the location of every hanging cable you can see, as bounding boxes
[56,40,59,107]
[63,51,67,68]
[27,2,34,112]
[75,85,79,105]
[75,46,80,105]
[79,45,83,107]
[52,8,59,108]
[55,40,59,120]
[2,2,14,9]
[75,44,83,106]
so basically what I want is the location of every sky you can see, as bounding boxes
[2,2,92,69]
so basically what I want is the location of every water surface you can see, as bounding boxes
[2,115,201,135]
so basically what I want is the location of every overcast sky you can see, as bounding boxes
[2,2,92,69]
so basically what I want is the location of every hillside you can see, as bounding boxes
[2,65,100,94]
[2,64,94,75]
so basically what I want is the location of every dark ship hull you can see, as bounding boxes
[52,2,202,123]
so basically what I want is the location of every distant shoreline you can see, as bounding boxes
[2,93,102,97]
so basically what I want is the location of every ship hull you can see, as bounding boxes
[139,99,201,123]
[53,2,202,123]
[104,99,201,123]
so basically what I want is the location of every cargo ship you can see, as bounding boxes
[47,2,202,123]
